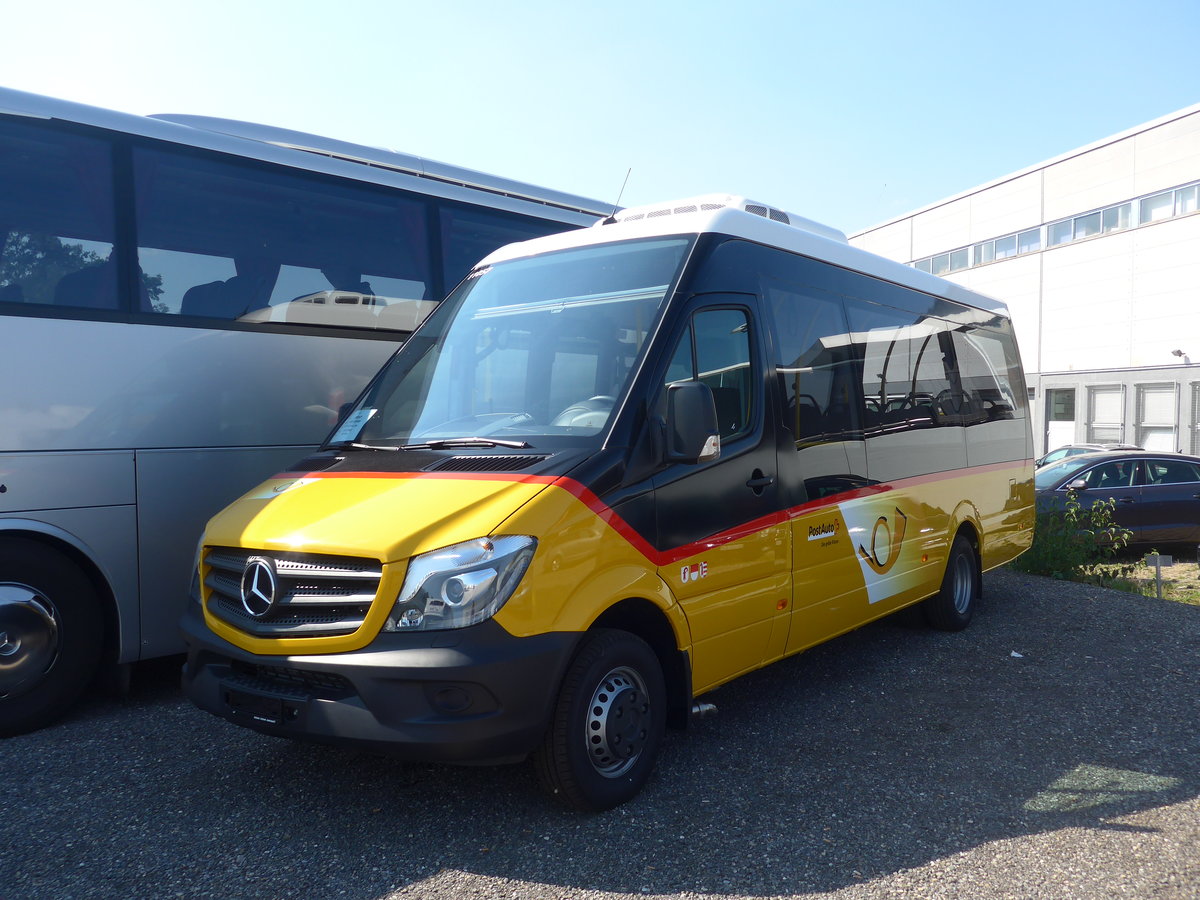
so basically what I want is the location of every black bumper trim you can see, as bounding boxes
[180,603,579,764]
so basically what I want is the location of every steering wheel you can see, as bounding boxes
[551,395,615,428]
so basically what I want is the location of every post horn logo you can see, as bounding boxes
[858,508,908,575]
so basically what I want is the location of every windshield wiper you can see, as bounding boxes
[324,440,401,451]
[398,437,531,450]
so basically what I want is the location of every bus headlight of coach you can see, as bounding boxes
[384,536,537,632]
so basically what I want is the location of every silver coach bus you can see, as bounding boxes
[0,88,607,735]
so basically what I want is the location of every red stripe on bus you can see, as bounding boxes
[274,460,1029,568]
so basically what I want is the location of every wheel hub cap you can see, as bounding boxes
[585,666,650,778]
[0,584,60,698]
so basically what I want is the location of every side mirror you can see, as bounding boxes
[665,381,720,464]
[1066,479,1089,490]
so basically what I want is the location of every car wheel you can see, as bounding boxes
[0,538,104,736]
[534,629,666,811]
[923,534,979,632]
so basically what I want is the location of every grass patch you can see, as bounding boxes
[1008,489,1200,606]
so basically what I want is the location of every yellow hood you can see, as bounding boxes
[205,472,552,563]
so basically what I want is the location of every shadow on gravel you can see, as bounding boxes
[3,569,1198,898]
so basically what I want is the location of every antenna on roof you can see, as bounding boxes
[602,168,631,224]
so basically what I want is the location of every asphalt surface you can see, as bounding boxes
[3,569,1198,900]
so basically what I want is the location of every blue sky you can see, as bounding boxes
[1,0,1197,234]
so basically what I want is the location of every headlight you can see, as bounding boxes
[384,535,536,632]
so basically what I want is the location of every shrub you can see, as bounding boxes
[1010,489,1134,581]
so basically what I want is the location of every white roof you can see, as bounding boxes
[480,193,1010,315]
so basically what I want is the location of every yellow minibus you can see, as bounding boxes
[182,195,1034,810]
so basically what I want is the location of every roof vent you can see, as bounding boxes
[606,193,846,242]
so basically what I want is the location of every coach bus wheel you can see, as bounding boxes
[0,539,103,736]
[535,629,666,811]
[923,534,979,632]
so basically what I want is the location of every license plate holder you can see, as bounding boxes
[224,686,288,726]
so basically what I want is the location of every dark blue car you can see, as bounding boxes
[1035,450,1200,545]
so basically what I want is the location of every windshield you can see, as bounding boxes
[332,236,692,449]
[1034,455,1098,490]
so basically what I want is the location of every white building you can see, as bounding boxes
[849,104,1200,457]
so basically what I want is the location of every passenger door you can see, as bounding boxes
[1133,458,1200,544]
[650,297,790,692]
[1070,458,1141,536]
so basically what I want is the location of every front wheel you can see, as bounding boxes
[534,629,666,811]
[923,534,979,632]
[0,538,104,736]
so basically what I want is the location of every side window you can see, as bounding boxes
[952,327,1026,423]
[664,308,753,440]
[767,286,859,444]
[0,119,117,310]
[439,205,572,291]
[132,148,434,331]
[845,299,956,433]
[1144,459,1200,485]
[1078,460,1136,490]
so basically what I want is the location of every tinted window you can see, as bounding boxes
[1077,460,1136,490]
[1143,459,1200,485]
[440,206,572,292]
[845,298,953,433]
[665,308,753,440]
[133,148,434,331]
[0,119,117,310]
[767,285,859,444]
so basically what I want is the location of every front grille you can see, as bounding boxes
[203,547,382,638]
[229,661,353,695]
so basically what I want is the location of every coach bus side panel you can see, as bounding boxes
[0,451,140,659]
[135,445,326,659]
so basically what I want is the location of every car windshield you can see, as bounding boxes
[1034,455,1101,490]
[331,236,692,449]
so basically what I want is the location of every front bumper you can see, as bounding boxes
[180,603,578,764]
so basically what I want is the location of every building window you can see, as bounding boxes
[994,234,1017,260]
[1191,384,1200,456]
[1087,385,1124,444]
[1136,383,1177,452]
[1140,191,1174,224]
[1102,203,1131,233]
[1048,220,1072,247]
[1017,228,1041,253]
[1048,388,1076,422]
[908,179,1200,274]
[1074,211,1102,239]
[1177,185,1198,216]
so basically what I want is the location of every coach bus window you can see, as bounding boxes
[440,206,576,292]
[133,147,433,330]
[0,119,116,310]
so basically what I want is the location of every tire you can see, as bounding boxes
[923,534,979,632]
[534,629,666,811]
[0,538,104,737]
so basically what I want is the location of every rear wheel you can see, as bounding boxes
[534,629,666,811]
[0,539,103,736]
[923,534,979,632]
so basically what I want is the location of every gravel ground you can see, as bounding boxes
[2,569,1197,900]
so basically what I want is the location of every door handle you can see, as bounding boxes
[1117,496,1135,504]
[746,470,774,493]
